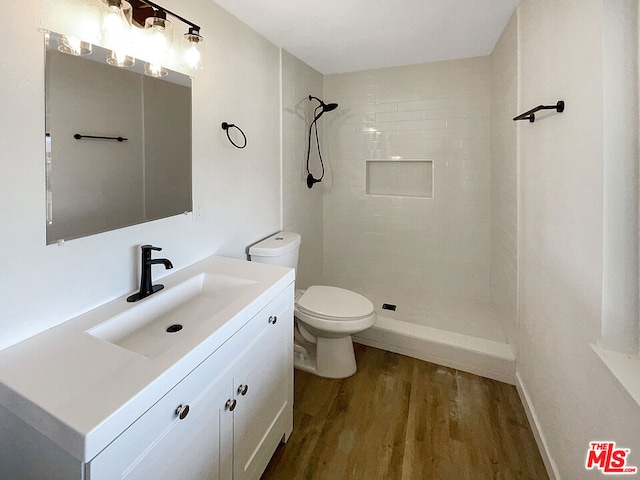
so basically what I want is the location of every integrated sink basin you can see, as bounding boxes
[87,272,258,358]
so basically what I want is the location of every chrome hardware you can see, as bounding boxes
[268,315,277,324]
[225,399,237,411]
[237,384,249,396]
[175,404,190,420]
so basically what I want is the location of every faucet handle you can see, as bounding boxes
[141,244,162,252]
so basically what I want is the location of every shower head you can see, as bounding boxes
[309,95,339,119]
[323,102,339,112]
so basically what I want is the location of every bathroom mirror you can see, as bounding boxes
[45,31,192,245]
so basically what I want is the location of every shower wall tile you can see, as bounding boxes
[375,111,422,123]
[490,12,518,347]
[323,57,492,301]
[398,99,446,112]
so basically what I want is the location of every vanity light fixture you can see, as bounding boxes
[130,0,205,73]
[55,0,205,73]
[101,0,134,66]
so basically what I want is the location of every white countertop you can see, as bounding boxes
[0,256,294,462]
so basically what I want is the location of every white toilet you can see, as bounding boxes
[249,231,376,379]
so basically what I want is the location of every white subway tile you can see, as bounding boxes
[323,54,493,304]
[375,111,422,122]
[398,98,446,112]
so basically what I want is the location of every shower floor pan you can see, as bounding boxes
[353,293,515,384]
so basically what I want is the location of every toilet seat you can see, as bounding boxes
[296,286,374,320]
[295,286,376,335]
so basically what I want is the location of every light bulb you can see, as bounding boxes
[101,0,130,52]
[106,49,135,67]
[144,16,173,65]
[103,6,125,35]
[185,43,201,69]
[144,62,168,78]
[183,30,205,70]
[58,35,92,56]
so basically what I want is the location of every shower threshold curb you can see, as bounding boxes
[354,315,516,385]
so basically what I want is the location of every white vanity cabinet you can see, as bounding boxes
[87,288,293,480]
[0,256,294,480]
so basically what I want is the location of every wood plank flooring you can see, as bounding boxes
[261,344,549,480]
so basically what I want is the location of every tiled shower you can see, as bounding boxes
[323,57,492,314]
[283,14,518,380]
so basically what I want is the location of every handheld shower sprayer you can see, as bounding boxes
[306,95,339,188]
[309,95,339,119]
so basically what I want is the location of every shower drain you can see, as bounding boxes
[382,303,397,311]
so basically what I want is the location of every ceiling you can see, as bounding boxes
[212,0,522,75]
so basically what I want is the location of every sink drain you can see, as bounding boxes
[166,324,183,333]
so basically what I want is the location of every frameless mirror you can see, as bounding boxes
[45,31,192,245]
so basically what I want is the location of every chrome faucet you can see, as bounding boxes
[127,245,174,302]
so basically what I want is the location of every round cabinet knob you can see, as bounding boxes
[225,399,237,411]
[237,384,249,396]
[175,404,190,420]
[268,315,277,325]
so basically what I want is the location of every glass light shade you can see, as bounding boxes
[101,0,131,51]
[144,16,173,65]
[183,31,205,71]
[106,50,135,67]
[44,0,101,46]
[58,35,92,56]
[144,62,168,77]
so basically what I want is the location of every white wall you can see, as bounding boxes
[281,50,324,289]
[490,13,518,347]
[0,0,281,351]
[516,0,640,478]
[322,59,492,303]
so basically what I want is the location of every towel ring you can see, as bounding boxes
[221,122,247,149]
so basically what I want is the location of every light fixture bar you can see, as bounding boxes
[136,0,201,33]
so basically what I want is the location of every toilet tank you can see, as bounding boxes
[248,231,301,270]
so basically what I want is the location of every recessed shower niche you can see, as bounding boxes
[365,160,434,198]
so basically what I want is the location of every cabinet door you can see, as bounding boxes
[233,291,293,480]
[88,360,234,480]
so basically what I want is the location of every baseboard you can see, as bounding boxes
[515,372,561,480]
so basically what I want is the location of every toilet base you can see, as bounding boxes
[316,335,357,378]
[293,329,357,379]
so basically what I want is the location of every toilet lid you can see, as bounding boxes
[297,286,374,320]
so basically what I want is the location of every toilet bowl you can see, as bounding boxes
[248,231,377,379]
[293,286,376,378]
